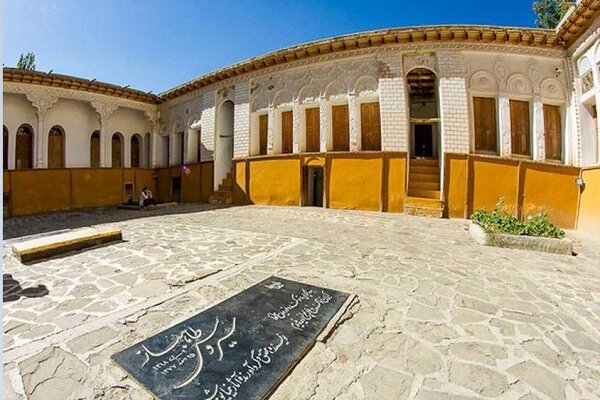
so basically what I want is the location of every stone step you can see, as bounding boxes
[407,189,440,199]
[404,196,444,218]
[404,204,444,218]
[12,227,123,263]
[410,165,440,175]
[409,173,440,183]
[410,158,439,167]
[409,180,440,191]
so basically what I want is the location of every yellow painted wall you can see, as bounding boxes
[469,157,519,215]
[520,162,580,229]
[71,169,123,208]
[445,155,468,218]
[577,167,600,235]
[133,169,156,202]
[10,169,71,216]
[200,162,214,202]
[249,157,300,205]
[329,156,382,211]
[155,168,172,203]
[181,164,202,203]
[386,155,406,213]
[3,171,10,194]
[233,160,247,204]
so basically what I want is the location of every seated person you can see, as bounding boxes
[139,186,157,208]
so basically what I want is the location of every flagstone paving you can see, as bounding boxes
[3,205,600,399]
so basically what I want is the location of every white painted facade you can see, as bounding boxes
[5,18,600,189]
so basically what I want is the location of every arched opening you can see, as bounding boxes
[3,125,8,170]
[406,68,441,201]
[16,124,34,169]
[215,100,234,189]
[90,131,100,167]
[407,68,439,158]
[111,132,124,168]
[131,134,141,168]
[48,125,65,168]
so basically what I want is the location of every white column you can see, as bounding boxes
[293,100,301,153]
[99,116,110,167]
[319,98,328,152]
[35,111,45,168]
[348,93,359,151]
[378,55,408,151]
[233,82,250,158]
[150,121,160,168]
[498,93,511,156]
[532,95,545,161]
[267,106,275,154]
[185,127,197,163]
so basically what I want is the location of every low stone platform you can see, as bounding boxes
[11,227,123,263]
[469,221,574,255]
[117,202,178,211]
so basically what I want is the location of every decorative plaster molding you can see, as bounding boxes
[162,42,566,108]
[4,82,158,118]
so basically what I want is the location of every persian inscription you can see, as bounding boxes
[112,276,349,400]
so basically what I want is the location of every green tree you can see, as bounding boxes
[533,0,568,29]
[16,52,36,70]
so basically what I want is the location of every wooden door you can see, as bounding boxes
[112,134,123,167]
[305,107,320,152]
[16,126,33,169]
[48,127,65,168]
[473,97,497,153]
[90,132,100,167]
[332,105,349,151]
[281,111,293,154]
[361,102,381,151]
[510,100,530,156]
[543,104,562,161]
[259,114,268,155]
[131,135,140,167]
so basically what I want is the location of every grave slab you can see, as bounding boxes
[112,276,350,400]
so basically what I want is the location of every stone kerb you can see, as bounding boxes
[469,221,573,255]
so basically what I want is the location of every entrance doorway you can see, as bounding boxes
[215,100,234,190]
[303,166,324,207]
[414,125,434,158]
[171,177,181,203]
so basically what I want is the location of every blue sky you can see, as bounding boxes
[4,0,538,94]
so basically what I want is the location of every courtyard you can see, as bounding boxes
[3,205,600,400]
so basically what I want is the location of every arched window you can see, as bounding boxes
[3,125,8,170]
[131,134,141,168]
[112,132,123,168]
[90,131,100,167]
[48,125,65,168]
[16,124,34,169]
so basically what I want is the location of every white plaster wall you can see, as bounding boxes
[106,108,153,168]
[3,93,38,169]
[44,98,98,167]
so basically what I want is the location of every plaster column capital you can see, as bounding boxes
[91,101,119,122]
[26,93,59,117]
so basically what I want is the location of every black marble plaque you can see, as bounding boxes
[112,276,349,400]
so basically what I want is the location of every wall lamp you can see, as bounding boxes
[575,176,585,187]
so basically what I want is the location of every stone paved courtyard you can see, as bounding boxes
[3,204,600,400]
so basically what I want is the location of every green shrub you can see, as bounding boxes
[471,199,565,239]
